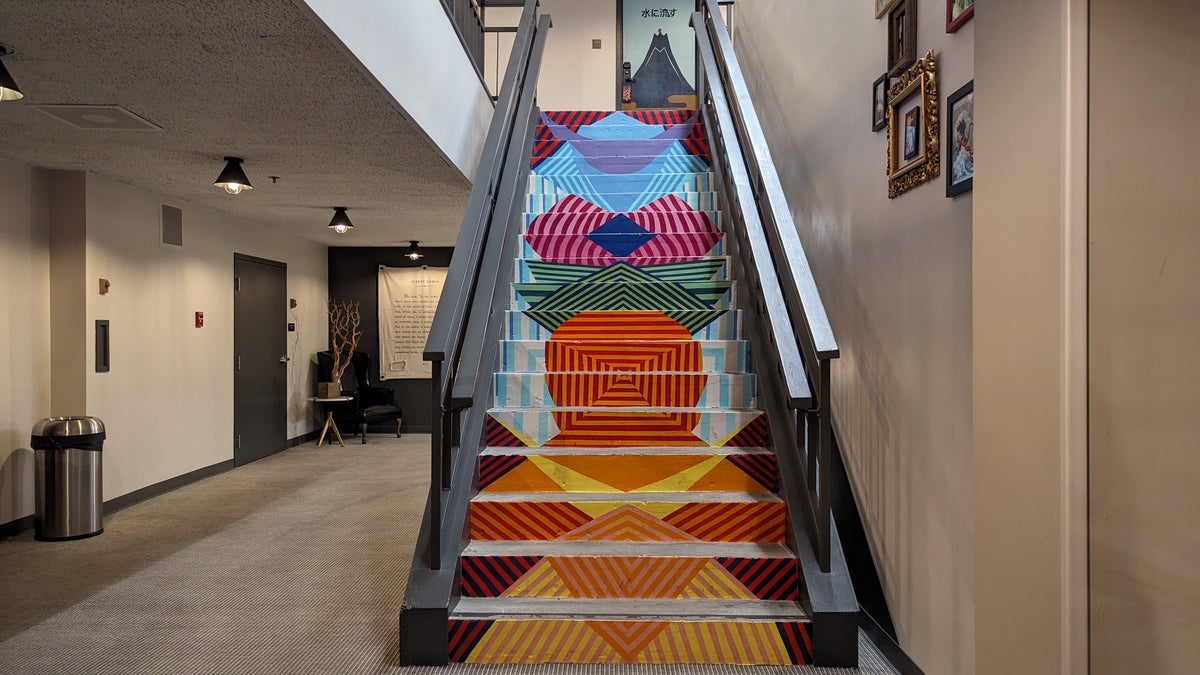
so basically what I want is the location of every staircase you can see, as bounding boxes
[445,110,813,665]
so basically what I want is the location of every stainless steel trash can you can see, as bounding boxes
[32,416,105,541]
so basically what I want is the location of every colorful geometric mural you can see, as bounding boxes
[453,110,808,665]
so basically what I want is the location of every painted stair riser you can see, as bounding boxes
[516,258,730,283]
[459,555,798,600]
[506,310,742,341]
[447,617,812,665]
[512,282,736,311]
[498,341,750,374]
[468,500,786,543]
[524,210,723,234]
[528,191,720,214]
[477,452,778,494]
[529,173,714,195]
[484,408,769,449]
[494,373,757,409]
[521,238,724,262]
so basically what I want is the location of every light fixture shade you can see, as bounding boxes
[328,207,353,234]
[0,55,23,101]
[404,240,424,260]
[214,157,252,195]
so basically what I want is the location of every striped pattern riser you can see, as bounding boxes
[523,210,723,233]
[521,238,725,263]
[494,373,757,409]
[484,409,764,448]
[528,173,714,195]
[468,498,786,543]
[475,452,778,494]
[516,258,730,284]
[527,191,720,214]
[459,554,798,601]
[499,341,749,374]
[506,310,742,341]
[513,283,736,311]
[447,617,812,665]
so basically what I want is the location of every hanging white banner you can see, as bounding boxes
[378,265,447,380]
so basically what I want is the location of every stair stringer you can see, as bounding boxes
[701,124,860,668]
[399,155,536,669]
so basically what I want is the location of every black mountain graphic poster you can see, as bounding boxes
[620,1,697,110]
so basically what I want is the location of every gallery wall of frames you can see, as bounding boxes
[872,0,974,198]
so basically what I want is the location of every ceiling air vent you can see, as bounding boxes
[32,104,161,131]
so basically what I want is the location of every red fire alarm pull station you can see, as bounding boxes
[195,311,204,328]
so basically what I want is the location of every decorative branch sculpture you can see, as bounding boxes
[328,299,363,384]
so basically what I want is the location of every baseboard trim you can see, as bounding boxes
[860,611,924,675]
[0,514,36,539]
[105,459,237,514]
[287,430,321,448]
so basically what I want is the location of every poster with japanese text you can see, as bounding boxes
[620,0,697,110]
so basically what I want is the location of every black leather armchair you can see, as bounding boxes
[316,350,403,443]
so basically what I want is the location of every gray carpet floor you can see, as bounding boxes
[0,434,898,675]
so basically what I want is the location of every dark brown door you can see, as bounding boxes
[233,254,287,465]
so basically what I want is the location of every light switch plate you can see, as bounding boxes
[592,39,602,49]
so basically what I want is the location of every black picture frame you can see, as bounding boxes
[887,0,918,78]
[946,79,974,197]
[872,73,889,131]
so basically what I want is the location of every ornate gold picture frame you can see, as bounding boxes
[887,50,939,198]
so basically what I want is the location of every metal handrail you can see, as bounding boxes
[694,1,840,572]
[420,0,546,571]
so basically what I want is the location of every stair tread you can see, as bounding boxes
[481,445,772,455]
[453,597,807,620]
[462,540,793,557]
[472,491,781,503]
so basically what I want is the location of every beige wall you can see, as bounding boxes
[0,161,52,526]
[536,0,618,111]
[0,160,328,528]
[733,2,974,673]
[973,0,1089,673]
[1089,1,1200,671]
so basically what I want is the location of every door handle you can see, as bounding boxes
[279,355,290,363]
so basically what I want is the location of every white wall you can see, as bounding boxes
[0,160,52,526]
[732,2,974,674]
[83,173,328,501]
[0,160,328,528]
[299,0,494,179]
[536,0,618,111]
[1089,1,1200,671]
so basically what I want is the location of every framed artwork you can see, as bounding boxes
[946,80,974,197]
[887,50,940,198]
[875,0,901,19]
[872,73,889,132]
[887,0,917,78]
[616,0,698,110]
[947,0,975,33]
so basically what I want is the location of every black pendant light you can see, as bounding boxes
[0,45,24,102]
[404,241,424,260]
[213,157,252,195]
[328,207,354,234]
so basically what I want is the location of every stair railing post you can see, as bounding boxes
[817,360,833,573]
[429,360,443,571]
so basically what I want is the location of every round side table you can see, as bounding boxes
[308,396,354,447]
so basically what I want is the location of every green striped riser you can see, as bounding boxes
[511,281,737,312]
[514,258,731,284]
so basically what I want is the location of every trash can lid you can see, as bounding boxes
[31,416,105,437]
